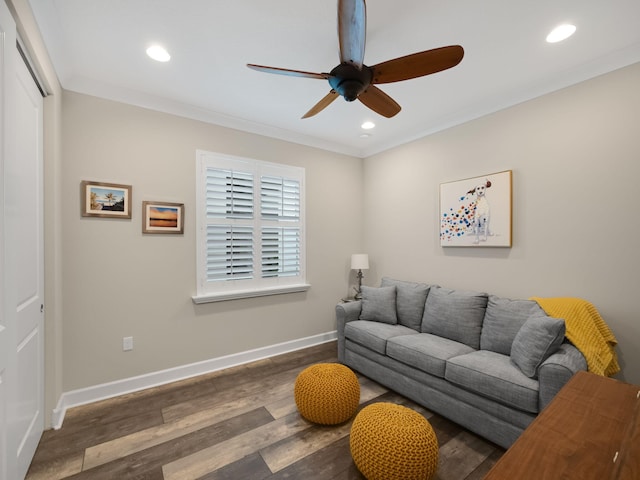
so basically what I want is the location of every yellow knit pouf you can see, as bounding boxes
[294,363,360,425]
[350,402,439,480]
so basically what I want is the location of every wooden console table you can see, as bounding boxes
[483,370,640,480]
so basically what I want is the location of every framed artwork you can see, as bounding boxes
[440,170,512,247]
[81,180,132,218]
[142,201,184,234]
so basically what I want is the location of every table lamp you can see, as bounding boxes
[351,254,369,300]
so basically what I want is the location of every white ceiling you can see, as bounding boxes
[28,0,640,157]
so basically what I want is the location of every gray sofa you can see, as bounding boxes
[336,277,587,448]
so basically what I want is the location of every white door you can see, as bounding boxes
[0,3,17,479]
[1,1,45,476]
[10,48,45,479]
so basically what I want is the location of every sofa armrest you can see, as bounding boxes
[336,300,362,362]
[538,343,587,410]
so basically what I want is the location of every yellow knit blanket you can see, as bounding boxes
[531,297,620,376]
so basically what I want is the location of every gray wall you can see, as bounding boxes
[62,91,363,391]
[363,62,640,384]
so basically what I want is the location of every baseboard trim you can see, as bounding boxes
[51,331,337,429]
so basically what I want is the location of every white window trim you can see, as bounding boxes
[192,284,311,304]
[192,150,309,303]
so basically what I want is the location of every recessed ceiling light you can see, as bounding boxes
[146,45,171,62]
[360,133,371,139]
[546,24,576,43]
[361,121,375,130]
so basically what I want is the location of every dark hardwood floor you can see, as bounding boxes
[26,341,504,480]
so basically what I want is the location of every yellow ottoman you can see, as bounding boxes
[350,402,439,480]
[294,363,360,425]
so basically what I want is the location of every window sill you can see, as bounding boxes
[192,283,311,304]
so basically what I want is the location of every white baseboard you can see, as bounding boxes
[51,331,337,429]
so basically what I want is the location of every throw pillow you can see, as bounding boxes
[380,277,430,331]
[421,287,488,349]
[510,315,566,378]
[359,285,398,325]
[480,295,544,355]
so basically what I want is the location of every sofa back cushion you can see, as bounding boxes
[380,277,431,331]
[421,287,488,349]
[359,285,398,324]
[480,296,544,355]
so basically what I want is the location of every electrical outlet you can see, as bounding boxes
[123,336,133,351]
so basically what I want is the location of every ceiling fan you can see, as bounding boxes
[247,0,464,119]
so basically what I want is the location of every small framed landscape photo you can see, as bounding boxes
[81,180,132,218]
[142,201,184,234]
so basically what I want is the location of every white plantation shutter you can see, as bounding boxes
[206,169,253,219]
[261,176,300,220]
[205,168,254,281]
[195,151,308,302]
[260,175,301,279]
[261,227,300,277]
[206,225,253,280]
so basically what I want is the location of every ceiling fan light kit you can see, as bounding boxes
[248,0,464,119]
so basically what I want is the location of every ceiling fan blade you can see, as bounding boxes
[358,86,401,118]
[338,0,366,68]
[247,64,329,80]
[371,45,464,84]
[302,90,340,118]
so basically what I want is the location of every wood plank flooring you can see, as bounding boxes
[26,341,504,480]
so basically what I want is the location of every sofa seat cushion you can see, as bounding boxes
[387,333,476,378]
[445,350,540,413]
[421,287,488,349]
[345,321,417,355]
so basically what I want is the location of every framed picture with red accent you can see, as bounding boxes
[439,170,512,247]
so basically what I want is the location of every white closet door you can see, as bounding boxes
[10,47,44,480]
[1,0,45,477]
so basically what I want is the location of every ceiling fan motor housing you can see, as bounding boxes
[328,63,373,101]
[247,0,463,118]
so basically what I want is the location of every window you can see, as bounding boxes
[193,150,308,303]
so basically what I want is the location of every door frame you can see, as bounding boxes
[0,2,18,478]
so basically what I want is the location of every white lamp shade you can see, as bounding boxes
[351,254,369,270]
